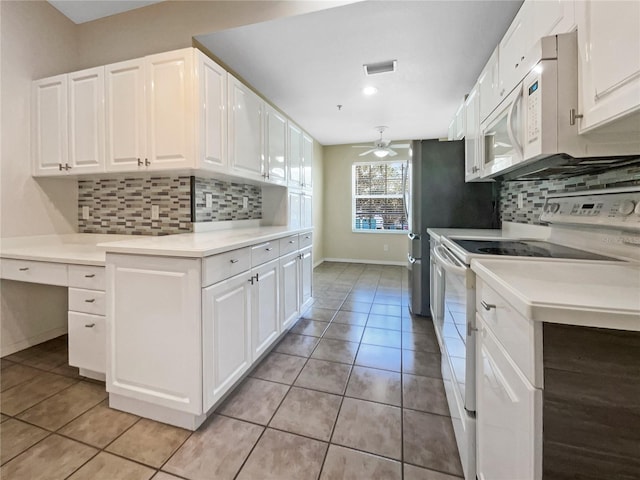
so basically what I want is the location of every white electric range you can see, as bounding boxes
[430,186,640,480]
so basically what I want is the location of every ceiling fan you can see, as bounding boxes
[352,126,410,158]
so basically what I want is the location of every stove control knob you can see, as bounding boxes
[545,203,560,213]
[618,200,635,216]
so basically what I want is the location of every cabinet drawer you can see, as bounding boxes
[68,312,106,374]
[69,288,106,315]
[0,259,67,286]
[279,235,299,255]
[476,279,542,387]
[251,242,279,267]
[68,265,105,290]
[299,232,313,248]
[203,247,251,287]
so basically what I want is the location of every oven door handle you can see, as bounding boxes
[432,245,467,275]
[506,86,524,160]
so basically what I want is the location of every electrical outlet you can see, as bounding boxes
[383,244,389,252]
[151,205,159,220]
[517,193,524,209]
[205,193,213,208]
[82,206,90,220]
[243,196,248,209]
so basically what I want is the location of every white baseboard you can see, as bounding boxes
[313,258,325,268]
[322,257,406,266]
[109,393,206,431]
[0,326,67,357]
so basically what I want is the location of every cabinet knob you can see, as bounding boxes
[145,158,150,166]
[65,163,71,170]
[265,247,273,251]
[521,55,525,61]
[59,164,64,171]
[481,301,496,311]
[230,259,239,264]
[289,240,295,244]
[84,298,96,303]
[84,323,95,328]
[84,274,95,278]
[18,267,29,271]
[137,158,143,166]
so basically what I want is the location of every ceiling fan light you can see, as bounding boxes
[374,149,389,158]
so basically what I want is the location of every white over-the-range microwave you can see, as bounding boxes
[481,31,640,180]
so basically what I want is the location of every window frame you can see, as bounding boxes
[351,159,409,235]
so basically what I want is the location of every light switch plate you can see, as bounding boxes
[151,205,159,220]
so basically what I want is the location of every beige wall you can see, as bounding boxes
[1,1,79,238]
[76,1,351,69]
[312,140,324,265]
[322,144,408,265]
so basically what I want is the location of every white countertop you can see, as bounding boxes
[100,226,311,258]
[472,258,640,331]
[426,228,503,242]
[0,234,133,266]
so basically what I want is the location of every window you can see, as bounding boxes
[352,160,409,232]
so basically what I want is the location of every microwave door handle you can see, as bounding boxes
[506,87,524,159]
[432,245,467,275]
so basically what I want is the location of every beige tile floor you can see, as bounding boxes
[0,262,463,480]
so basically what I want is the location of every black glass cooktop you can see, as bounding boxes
[452,239,617,261]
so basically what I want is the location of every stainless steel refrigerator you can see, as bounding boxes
[407,139,498,316]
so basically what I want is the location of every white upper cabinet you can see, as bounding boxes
[301,193,313,229]
[288,121,303,188]
[68,67,105,174]
[264,104,287,185]
[105,59,146,172]
[32,74,68,176]
[499,2,533,100]
[464,85,484,182]
[533,0,575,39]
[454,101,466,140]
[228,74,264,180]
[576,0,640,132]
[478,47,501,123]
[145,49,195,170]
[302,133,313,191]
[197,53,227,171]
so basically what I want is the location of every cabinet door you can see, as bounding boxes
[203,272,252,410]
[499,2,533,99]
[105,59,146,172]
[301,194,313,229]
[576,1,640,132]
[299,246,313,313]
[32,74,68,176]
[464,85,481,181]
[279,252,299,331]
[288,122,303,187]
[476,316,542,480]
[107,255,202,414]
[289,192,301,229]
[228,75,264,179]
[478,47,500,123]
[68,67,105,174]
[533,0,575,38]
[145,49,195,170]
[197,52,227,171]
[302,133,313,191]
[454,102,465,140]
[251,260,279,359]
[68,312,105,374]
[265,104,287,184]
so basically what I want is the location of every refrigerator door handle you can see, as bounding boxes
[408,232,420,240]
[407,254,417,264]
[432,245,466,275]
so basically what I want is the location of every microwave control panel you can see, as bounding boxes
[526,79,540,144]
[541,188,640,231]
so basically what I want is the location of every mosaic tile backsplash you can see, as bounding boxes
[193,178,262,222]
[78,176,263,235]
[500,166,640,225]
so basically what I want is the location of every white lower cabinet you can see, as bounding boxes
[251,259,279,359]
[279,251,300,331]
[202,271,251,411]
[107,233,312,429]
[68,312,106,375]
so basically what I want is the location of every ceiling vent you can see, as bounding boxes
[363,60,397,76]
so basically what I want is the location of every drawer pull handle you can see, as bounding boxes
[85,299,96,303]
[305,236,311,239]
[84,274,95,278]
[230,259,239,264]
[289,240,295,244]
[18,267,29,271]
[265,248,273,251]
[85,323,95,328]
[481,301,496,311]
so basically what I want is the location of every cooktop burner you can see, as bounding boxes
[452,239,618,261]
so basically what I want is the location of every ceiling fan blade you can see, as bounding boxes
[389,143,410,149]
[387,149,398,157]
[359,149,378,156]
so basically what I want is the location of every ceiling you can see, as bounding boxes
[48,0,523,146]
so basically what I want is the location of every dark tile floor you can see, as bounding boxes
[0,262,463,479]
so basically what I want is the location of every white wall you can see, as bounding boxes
[312,140,324,265]
[322,144,408,265]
